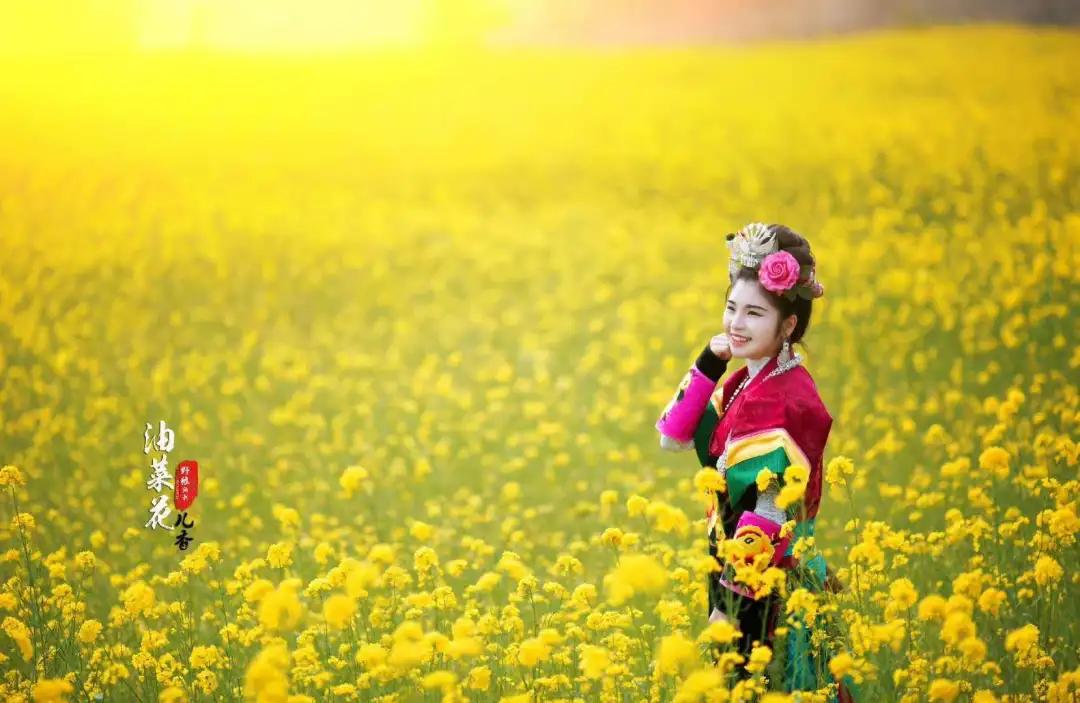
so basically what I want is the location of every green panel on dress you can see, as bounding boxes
[725,446,790,507]
[693,400,721,467]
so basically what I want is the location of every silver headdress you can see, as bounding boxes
[726,222,779,278]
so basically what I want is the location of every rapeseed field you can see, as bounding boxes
[0,24,1077,703]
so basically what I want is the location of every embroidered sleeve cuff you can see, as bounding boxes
[694,344,728,382]
[659,434,695,452]
[733,510,791,568]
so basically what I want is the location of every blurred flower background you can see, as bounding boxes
[0,1,1077,701]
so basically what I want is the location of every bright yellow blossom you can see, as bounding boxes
[0,465,26,487]
[31,679,74,703]
[323,593,356,629]
[928,678,961,702]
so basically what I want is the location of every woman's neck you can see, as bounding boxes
[745,355,772,381]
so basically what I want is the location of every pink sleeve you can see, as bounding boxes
[655,367,719,443]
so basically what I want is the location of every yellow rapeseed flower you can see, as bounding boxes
[1033,555,1063,587]
[674,669,723,702]
[472,571,501,593]
[189,645,223,669]
[266,542,293,569]
[776,481,806,509]
[603,553,669,605]
[271,504,301,531]
[464,665,491,690]
[978,446,1010,479]
[517,636,550,667]
[11,512,35,533]
[693,467,726,494]
[31,679,74,703]
[829,651,854,679]
[76,619,102,644]
[697,619,740,645]
[928,678,961,702]
[785,588,820,625]
[421,670,457,691]
[958,636,987,665]
[918,594,948,622]
[179,552,208,575]
[74,551,96,572]
[194,669,217,695]
[0,465,26,487]
[600,527,624,548]
[578,644,609,679]
[323,593,356,630]
[355,643,387,669]
[410,521,433,541]
[313,541,335,565]
[368,544,395,564]
[786,464,809,485]
[1004,624,1040,658]
[339,465,369,497]
[121,582,155,618]
[941,612,975,646]
[825,456,855,489]
[244,579,274,604]
[655,633,697,676]
[977,588,1007,616]
[626,494,649,517]
[746,644,772,674]
[344,560,378,598]
[258,580,304,633]
[888,578,918,609]
[158,686,187,703]
[244,644,289,702]
[413,546,439,573]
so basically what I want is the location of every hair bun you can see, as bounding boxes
[769,224,815,268]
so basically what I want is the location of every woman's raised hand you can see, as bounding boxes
[709,333,733,361]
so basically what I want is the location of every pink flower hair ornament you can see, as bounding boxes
[759,251,801,294]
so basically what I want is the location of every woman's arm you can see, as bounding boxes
[656,344,728,446]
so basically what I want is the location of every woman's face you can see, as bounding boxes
[723,278,795,360]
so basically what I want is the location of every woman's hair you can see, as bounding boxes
[726,224,816,346]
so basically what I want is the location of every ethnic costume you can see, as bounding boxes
[654,222,857,700]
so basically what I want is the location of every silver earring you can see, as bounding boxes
[777,337,793,368]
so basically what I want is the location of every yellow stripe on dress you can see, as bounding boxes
[725,427,811,471]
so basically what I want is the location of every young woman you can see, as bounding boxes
[656,223,852,697]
